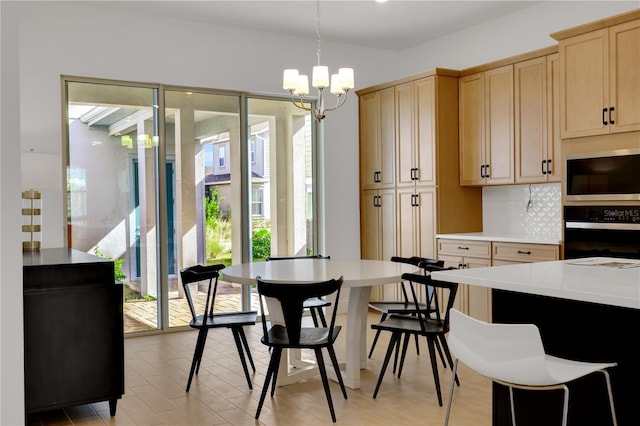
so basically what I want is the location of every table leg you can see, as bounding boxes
[344,286,371,389]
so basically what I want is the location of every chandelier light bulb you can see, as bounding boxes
[295,75,310,96]
[283,69,300,91]
[312,65,330,88]
[330,74,344,95]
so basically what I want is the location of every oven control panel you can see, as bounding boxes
[565,206,640,223]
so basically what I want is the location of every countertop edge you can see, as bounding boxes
[436,233,562,245]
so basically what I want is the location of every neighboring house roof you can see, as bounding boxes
[205,171,263,184]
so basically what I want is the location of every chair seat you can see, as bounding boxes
[372,314,446,335]
[190,311,257,329]
[262,325,341,348]
[369,301,430,314]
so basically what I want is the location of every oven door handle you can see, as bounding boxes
[566,221,640,231]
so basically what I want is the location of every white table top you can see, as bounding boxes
[222,258,419,287]
[430,257,640,310]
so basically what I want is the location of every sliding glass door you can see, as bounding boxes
[65,78,316,334]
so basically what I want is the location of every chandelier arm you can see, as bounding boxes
[321,92,349,114]
[289,94,314,112]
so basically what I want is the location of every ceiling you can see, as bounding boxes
[91,0,542,51]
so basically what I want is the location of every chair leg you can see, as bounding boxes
[314,348,337,422]
[561,385,569,426]
[368,313,388,359]
[397,332,411,378]
[434,337,447,368]
[194,327,209,375]
[270,347,283,396]
[373,332,400,399]
[186,328,207,392]
[414,333,420,356]
[238,326,256,372]
[437,334,460,386]
[600,370,618,426]
[256,347,281,420]
[231,327,253,390]
[426,336,443,406]
[327,344,348,400]
[508,386,516,426]
[444,359,459,426]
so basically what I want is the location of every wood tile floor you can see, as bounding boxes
[26,311,492,426]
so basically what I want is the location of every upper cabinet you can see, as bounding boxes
[514,54,561,183]
[396,77,437,187]
[459,65,514,186]
[552,13,640,138]
[359,87,395,189]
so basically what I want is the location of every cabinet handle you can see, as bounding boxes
[609,107,615,125]
[541,160,547,175]
[547,159,552,175]
[516,250,532,255]
[480,165,485,178]
[374,171,380,183]
[458,246,469,250]
[485,164,490,178]
[412,168,419,181]
[413,194,419,207]
[373,195,379,207]
[603,108,608,125]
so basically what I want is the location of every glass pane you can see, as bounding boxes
[66,81,160,333]
[246,99,315,259]
[164,89,243,327]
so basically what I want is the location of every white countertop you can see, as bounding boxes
[436,232,562,245]
[430,257,640,309]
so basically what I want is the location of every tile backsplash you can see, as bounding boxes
[482,183,561,240]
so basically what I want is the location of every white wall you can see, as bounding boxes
[2,1,638,421]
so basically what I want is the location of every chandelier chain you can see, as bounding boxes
[316,0,322,67]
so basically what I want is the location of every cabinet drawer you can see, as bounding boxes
[492,242,559,263]
[437,239,491,258]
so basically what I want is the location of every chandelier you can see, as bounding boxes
[282,0,354,121]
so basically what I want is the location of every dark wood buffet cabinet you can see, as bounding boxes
[23,248,124,416]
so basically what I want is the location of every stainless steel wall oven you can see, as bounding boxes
[564,205,640,260]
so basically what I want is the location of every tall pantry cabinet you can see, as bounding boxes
[358,69,483,301]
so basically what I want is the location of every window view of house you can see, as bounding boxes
[65,79,316,334]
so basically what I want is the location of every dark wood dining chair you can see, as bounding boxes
[180,264,257,392]
[254,275,347,423]
[371,269,460,406]
[368,256,446,372]
[265,254,332,327]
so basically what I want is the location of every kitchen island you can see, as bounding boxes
[431,257,639,426]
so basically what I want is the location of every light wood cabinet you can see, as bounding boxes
[396,77,436,187]
[360,189,397,301]
[459,65,514,186]
[514,54,562,183]
[359,87,395,189]
[437,239,561,322]
[359,70,483,303]
[437,239,492,321]
[492,241,560,264]
[553,17,640,138]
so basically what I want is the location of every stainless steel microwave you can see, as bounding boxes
[565,148,640,201]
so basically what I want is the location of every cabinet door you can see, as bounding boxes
[559,29,609,138]
[609,19,640,133]
[415,187,436,259]
[361,189,396,261]
[415,77,436,186]
[547,53,562,182]
[396,82,416,187]
[396,187,416,258]
[515,57,547,184]
[484,65,514,185]
[459,73,485,186]
[360,88,395,189]
[360,190,381,260]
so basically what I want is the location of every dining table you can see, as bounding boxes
[221,258,419,389]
